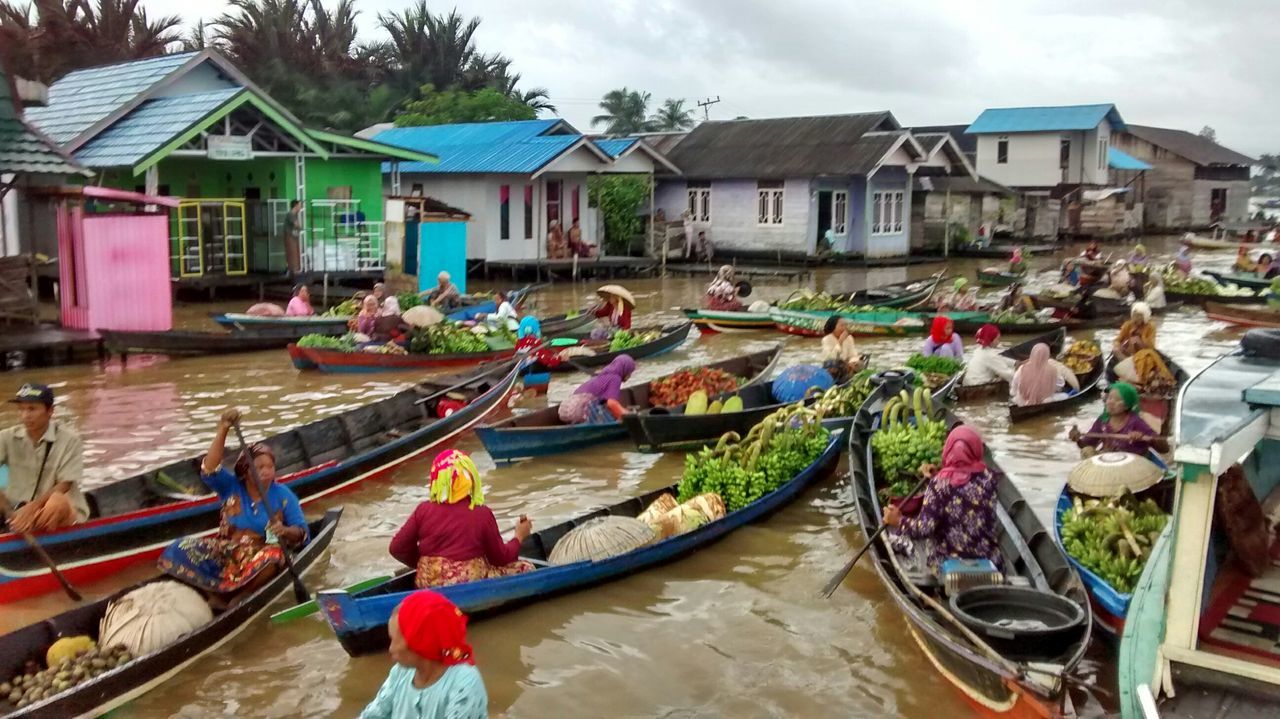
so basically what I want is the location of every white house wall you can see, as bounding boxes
[539,146,610,174]
[607,151,658,174]
[652,178,814,255]
[975,133,1063,188]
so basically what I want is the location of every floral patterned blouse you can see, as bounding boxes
[895,469,1002,571]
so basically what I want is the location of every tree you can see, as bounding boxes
[592,88,655,135]
[0,0,182,82]
[1198,125,1217,143]
[493,72,555,114]
[394,84,535,127]
[589,176,649,254]
[650,98,695,131]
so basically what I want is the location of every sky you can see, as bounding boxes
[175,0,1279,156]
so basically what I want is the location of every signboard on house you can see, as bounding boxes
[207,135,253,161]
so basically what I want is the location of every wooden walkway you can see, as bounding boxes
[663,263,811,282]
[480,257,657,282]
[0,325,103,372]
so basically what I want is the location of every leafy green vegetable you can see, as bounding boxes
[608,329,658,352]
[397,291,423,311]
[323,299,358,317]
[409,324,489,354]
[297,333,356,351]
[905,353,964,377]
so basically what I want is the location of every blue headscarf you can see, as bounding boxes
[518,316,542,339]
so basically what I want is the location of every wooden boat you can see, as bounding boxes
[954,328,1065,401]
[975,269,1025,287]
[474,347,781,462]
[1179,233,1242,250]
[769,307,988,338]
[0,362,521,603]
[1008,353,1104,423]
[530,321,694,374]
[832,272,946,310]
[0,509,341,719]
[101,329,295,358]
[1103,350,1189,436]
[1204,270,1272,292]
[846,396,1091,718]
[681,308,774,333]
[952,243,1058,259]
[318,435,843,656]
[290,344,516,373]
[1163,288,1263,307]
[1204,301,1280,328]
[210,313,350,335]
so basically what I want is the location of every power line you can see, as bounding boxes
[696,96,721,121]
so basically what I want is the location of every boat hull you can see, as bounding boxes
[1204,270,1271,292]
[681,309,773,332]
[1204,301,1280,328]
[539,321,693,373]
[101,330,294,357]
[1053,492,1129,639]
[976,270,1023,287]
[1164,290,1263,307]
[770,308,988,338]
[292,345,516,373]
[1008,355,1103,422]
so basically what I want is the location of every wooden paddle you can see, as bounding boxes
[821,472,933,599]
[231,421,310,604]
[269,575,390,623]
[0,495,83,601]
[413,357,522,407]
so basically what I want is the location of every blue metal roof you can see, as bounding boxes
[25,52,198,145]
[593,138,638,159]
[965,104,1125,134]
[75,88,242,168]
[374,120,602,174]
[1108,146,1152,171]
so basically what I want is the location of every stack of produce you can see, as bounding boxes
[408,324,490,355]
[608,328,660,352]
[323,299,359,317]
[397,291,422,312]
[637,492,728,540]
[811,369,877,419]
[681,391,744,416]
[649,367,742,407]
[1059,494,1169,593]
[779,290,880,314]
[870,387,947,499]
[677,403,831,511]
[2,640,133,709]
[363,342,408,355]
[297,333,357,352]
[1063,340,1101,374]
[1161,269,1257,297]
[988,309,1037,324]
[904,354,963,391]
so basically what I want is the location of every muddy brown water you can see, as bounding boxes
[0,236,1246,717]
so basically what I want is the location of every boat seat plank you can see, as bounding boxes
[342,404,390,451]
[89,475,165,518]
[265,432,310,475]
[380,393,427,431]
[296,418,352,466]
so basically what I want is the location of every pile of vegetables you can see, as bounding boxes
[637,492,726,540]
[397,291,423,312]
[323,299,359,317]
[682,391,744,416]
[989,309,1037,324]
[2,639,132,709]
[297,333,356,351]
[364,342,407,355]
[1063,340,1101,374]
[408,324,490,355]
[649,367,742,407]
[811,369,877,418]
[1059,493,1169,593]
[779,289,878,314]
[905,353,963,390]
[608,328,660,352]
[870,387,948,499]
[678,404,831,511]
[1161,269,1257,297]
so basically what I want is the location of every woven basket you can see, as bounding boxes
[99,580,213,656]
[548,516,656,565]
[1067,452,1163,497]
[637,494,679,525]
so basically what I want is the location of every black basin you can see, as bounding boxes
[949,585,1086,661]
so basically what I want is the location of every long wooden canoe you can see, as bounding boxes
[101,329,296,358]
[681,308,774,332]
[975,269,1024,287]
[1007,353,1104,422]
[1163,289,1263,307]
[318,436,843,656]
[954,328,1065,402]
[844,393,1091,718]
[770,307,989,338]
[291,344,516,373]
[530,321,693,374]
[1103,351,1189,436]
[832,272,946,310]
[0,509,341,719]
[474,347,781,463]
[1204,270,1272,292]
[1204,301,1280,328]
[0,362,521,604]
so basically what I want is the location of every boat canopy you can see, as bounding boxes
[1174,352,1280,475]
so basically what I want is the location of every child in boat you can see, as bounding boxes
[360,589,488,719]
[389,449,534,588]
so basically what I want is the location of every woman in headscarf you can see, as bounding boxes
[962,324,1015,386]
[882,425,1001,572]
[557,355,637,425]
[1009,343,1080,406]
[1128,243,1150,268]
[1008,246,1027,276]
[996,282,1036,315]
[935,277,977,311]
[1257,253,1278,279]
[1235,245,1257,273]
[1113,302,1155,360]
[158,408,308,605]
[1173,245,1193,275]
[1069,383,1169,457]
[360,589,488,719]
[389,450,534,589]
[1081,240,1102,262]
[921,316,963,359]
[704,265,743,311]
[820,316,862,384]
[1107,259,1132,297]
[592,286,633,331]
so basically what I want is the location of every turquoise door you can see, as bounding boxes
[417,220,468,295]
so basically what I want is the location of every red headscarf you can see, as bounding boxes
[974,324,1001,348]
[935,426,988,488]
[929,316,954,345]
[396,590,475,666]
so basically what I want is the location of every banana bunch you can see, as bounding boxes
[870,386,947,495]
[810,369,876,419]
[1060,494,1168,593]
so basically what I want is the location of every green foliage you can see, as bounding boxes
[395,84,536,126]
[397,291,422,311]
[588,176,649,255]
[297,333,356,351]
[650,98,695,131]
[1060,495,1168,593]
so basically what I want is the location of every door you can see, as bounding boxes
[404,220,421,276]
[1210,188,1227,221]
[816,191,833,251]
[546,180,562,230]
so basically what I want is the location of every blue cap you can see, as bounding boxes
[9,383,54,406]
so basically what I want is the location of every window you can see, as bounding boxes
[1059,138,1071,170]
[832,190,848,234]
[1097,137,1109,171]
[996,138,1009,164]
[871,190,905,235]
[499,185,510,240]
[524,185,533,240]
[757,180,783,225]
[687,180,711,222]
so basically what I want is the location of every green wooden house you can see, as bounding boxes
[23,50,436,291]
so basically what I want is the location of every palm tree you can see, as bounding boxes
[214,0,313,76]
[2,0,182,82]
[650,98,695,131]
[592,88,654,135]
[0,1,38,79]
[378,3,510,97]
[492,72,556,115]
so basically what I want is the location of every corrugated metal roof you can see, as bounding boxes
[374,120,595,174]
[593,138,638,159]
[75,88,241,168]
[25,52,197,145]
[1,70,88,176]
[909,124,976,155]
[914,174,1013,195]
[1107,146,1153,171]
[1125,124,1254,167]
[965,104,1125,134]
[663,113,904,178]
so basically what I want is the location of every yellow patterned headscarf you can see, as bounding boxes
[429,449,485,508]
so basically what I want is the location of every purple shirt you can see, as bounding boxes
[922,334,964,359]
[1084,413,1158,455]
[897,470,1001,571]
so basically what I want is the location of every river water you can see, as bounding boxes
[0,235,1247,717]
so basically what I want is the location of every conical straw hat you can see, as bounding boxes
[548,515,655,564]
[403,305,444,327]
[596,285,636,307]
[1067,452,1163,497]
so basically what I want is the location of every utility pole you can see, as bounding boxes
[696,96,721,122]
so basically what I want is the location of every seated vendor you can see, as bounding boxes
[557,355,636,425]
[820,316,862,384]
[1068,383,1170,457]
[921,316,963,359]
[1009,343,1079,406]
[0,384,89,533]
[962,325,1015,386]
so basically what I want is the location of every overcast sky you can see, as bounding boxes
[178,0,1278,155]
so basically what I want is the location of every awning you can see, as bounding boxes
[1108,147,1153,171]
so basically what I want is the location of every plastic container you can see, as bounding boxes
[948,585,1085,661]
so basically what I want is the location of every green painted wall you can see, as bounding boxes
[301,158,384,221]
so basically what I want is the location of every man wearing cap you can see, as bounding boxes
[0,384,88,533]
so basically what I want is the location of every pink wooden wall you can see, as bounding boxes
[58,209,172,331]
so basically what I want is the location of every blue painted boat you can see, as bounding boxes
[317,432,844,656]
[1054,491,1130,639]
[474,347,782,462]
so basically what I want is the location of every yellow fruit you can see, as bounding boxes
[47,636,95,668]
[686,391,709,415]
[706,399,724,415]
[722,395,744,413]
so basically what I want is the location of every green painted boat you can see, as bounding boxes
[769,307,989,338]
[1204,270,1271,292]
[270,575,392,623]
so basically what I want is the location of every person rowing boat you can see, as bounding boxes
[1068,383,1169,457]
[962,324,1015,386]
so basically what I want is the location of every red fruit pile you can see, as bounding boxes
[649,368,741,407]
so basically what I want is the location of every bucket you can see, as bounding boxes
[949,586,1086,661]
